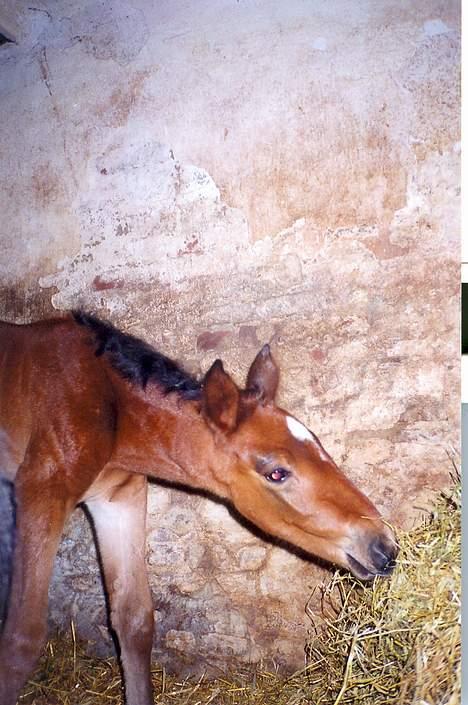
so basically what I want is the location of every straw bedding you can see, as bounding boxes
[18,480,460,705]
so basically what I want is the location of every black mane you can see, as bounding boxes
[73,311,202,399]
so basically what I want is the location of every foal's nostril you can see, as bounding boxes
[369,537,397,573]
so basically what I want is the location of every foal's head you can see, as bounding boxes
[202,345,397,580]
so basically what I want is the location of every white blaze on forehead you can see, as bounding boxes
[286,415,329,462]
[286,416,314,443]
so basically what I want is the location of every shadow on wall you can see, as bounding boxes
[462,405,468,473]
[462,284,468,354]
[462,284,468,403]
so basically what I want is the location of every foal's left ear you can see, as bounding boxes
[202,359,240,433]
[246,344,279,403]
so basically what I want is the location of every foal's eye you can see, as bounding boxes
[265,467,290,483]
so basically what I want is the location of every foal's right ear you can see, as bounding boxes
[202,359,240,433]
[246,344,279,403]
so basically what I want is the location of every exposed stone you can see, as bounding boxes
[196,330,231,352]
[238,325,260,347]
[237,545,268,571]
[165,630,196,653]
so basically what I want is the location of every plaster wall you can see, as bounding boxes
[0,0,460,673]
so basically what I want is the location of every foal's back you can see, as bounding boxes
[0,316,114,483]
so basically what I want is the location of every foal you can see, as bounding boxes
[0,312,396,705]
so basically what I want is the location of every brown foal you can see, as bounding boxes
[0,312,396,705]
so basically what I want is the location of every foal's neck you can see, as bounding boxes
[111,371,229,498]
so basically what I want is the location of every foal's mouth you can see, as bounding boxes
[345,552,396,581]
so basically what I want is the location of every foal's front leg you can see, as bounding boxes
[0,472,72,705]
[85,472,154,705]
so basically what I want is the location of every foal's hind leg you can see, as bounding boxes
[85,472,154,705]
[0,473,73,705]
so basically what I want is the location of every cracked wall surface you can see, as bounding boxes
[0,0,460,674]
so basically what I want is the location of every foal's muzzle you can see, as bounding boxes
[368,536,397,575]
[345,532,398,580]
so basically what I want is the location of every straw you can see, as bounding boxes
[18,479,460,704]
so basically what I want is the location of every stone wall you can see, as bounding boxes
[0,0,460,673]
